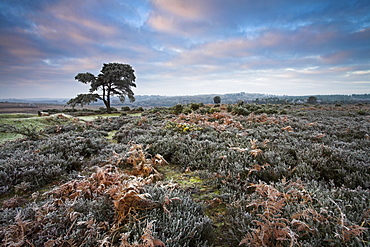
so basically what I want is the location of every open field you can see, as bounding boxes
[0,102,66,114]
[0,102,104,114]
[0,103,369,246]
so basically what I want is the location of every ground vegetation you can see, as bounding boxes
[0,103,369,246]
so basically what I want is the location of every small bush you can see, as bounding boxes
[232,106,250,116]
[171,104,184,114]
[358,109,367,115]
[188,102,203,111]
[209,107,221,114]
[134,107,144,112]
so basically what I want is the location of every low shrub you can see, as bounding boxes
[1,104,369,245]
[0,146,211,247]
[227,180,369,246]
[0,130,108,195]
[121,106,131,111]
[232,106,250,116]
[171,104,184,114]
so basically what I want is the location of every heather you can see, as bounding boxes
[0,104,369,246]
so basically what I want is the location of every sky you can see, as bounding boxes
[0,0,369,99]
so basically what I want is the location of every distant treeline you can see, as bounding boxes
[2,93,369,108]
[118,93,370,108]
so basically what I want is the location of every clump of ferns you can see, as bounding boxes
[1,144,211,246]
[226,179,368,246]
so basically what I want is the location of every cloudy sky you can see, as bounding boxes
[0,0,369,98]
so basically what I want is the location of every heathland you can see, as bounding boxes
[0,103,369,246]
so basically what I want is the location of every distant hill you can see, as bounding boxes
[0,98,70,104]
[1,93,369,108]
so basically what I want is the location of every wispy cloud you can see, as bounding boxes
[0,0,369,98]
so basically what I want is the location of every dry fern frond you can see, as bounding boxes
[314,133,326,139]
[249,149,263,157]
[247,164,270,176]
[291,208,327,223]
[342,224,367,242]
[4,212,34,247]
[117,221,166,247]
[291,219,317,234]
[119,233,133,247]
[284,181,312,204]
[122,144,168,179]
[247,113,287,124]
[141,221,166,247]
[262,139,270,147]
[161,195,182,216]
[281,126,294,132]
[229,146,249,152]
[329,198,367,242]
[2,195,28,208]
[250,139,258,149]
[240,182,312,246]
[113,191,157,224]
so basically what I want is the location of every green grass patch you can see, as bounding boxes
[0,114,73,143]
[78,113,122,121]
[106,130,117,141]
[0,114,43,143]
[78,113,141,121]
[0,113,36,119]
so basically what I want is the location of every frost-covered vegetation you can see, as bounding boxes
[0,103,369,246]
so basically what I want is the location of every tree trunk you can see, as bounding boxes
[102,85,111,113]
[106,94,111,113]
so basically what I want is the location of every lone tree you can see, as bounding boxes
[67,63,136,113]
[307,96,318,104]
[213,96,221,104]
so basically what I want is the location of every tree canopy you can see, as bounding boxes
[67,63,136,113]
[213,96,221,104]
[307,96,318,104]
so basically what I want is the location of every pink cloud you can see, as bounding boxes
[147,0,216,36]
[147,14,177,34]
[321,51,352,64]
[170,37,256,66]
[22,0,123,57]
[151,0,207,20]
[0,32,44,64]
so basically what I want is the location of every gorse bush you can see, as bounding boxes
[164,121,202,133]
[230,103,280,116]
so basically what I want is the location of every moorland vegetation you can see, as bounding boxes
[0,103,369,246]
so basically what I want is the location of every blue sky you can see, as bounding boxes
[0,0,369,98]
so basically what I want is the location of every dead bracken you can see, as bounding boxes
[1,103,369,246]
